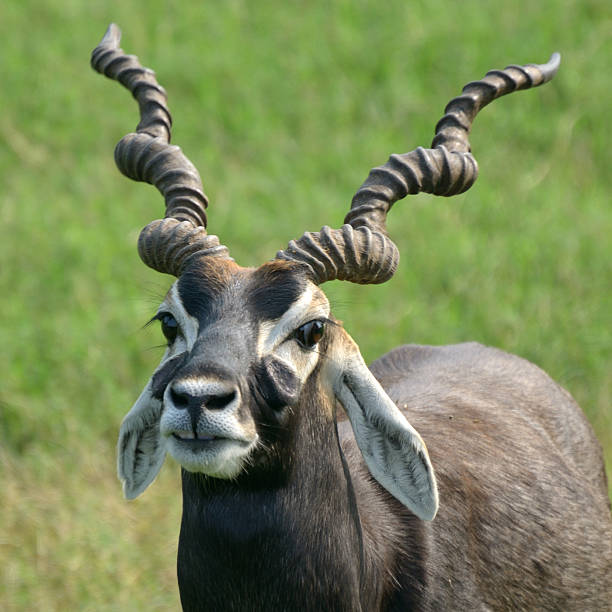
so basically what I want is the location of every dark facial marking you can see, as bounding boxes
[251,355,301,412]
[178,258,242,321]
[151,352,188,400]
[248,261,308,321]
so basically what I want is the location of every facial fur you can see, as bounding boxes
[149,259,332,479]
[119,257,437,519]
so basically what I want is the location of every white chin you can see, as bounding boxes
[165,436,256,478]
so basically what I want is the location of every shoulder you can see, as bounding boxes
[369,342,567,405]
[370,342,529,381]
[368,342,606,498]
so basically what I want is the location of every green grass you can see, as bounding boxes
[1,0,610,609]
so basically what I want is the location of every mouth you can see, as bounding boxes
[173,430,217,441]
[165,427,258,478]
[172,431,222,449]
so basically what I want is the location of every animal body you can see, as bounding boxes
[92,24,612,611]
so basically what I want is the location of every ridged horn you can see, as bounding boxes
[277,53,561,285]
[91,24,230,276]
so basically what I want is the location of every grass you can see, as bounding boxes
[1,0,610,609]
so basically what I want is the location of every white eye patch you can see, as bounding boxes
[255,284,330,386]
[256,284,330,358]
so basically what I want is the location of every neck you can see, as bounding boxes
[177,394,386,612]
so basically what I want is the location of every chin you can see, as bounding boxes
[166,435,257,478]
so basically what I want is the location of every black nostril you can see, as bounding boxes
[170,385,238,412]
[205,390,237,410]
[170,387,190,410]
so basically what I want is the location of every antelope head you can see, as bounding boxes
[92,24,559,522]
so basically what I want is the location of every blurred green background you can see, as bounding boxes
[1,0,610,609]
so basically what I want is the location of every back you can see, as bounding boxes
[369,342,612,610]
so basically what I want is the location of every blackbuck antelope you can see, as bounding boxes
[92,24,611,611]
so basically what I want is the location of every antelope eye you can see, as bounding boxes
[158,312,179,344]
[295,320,325,349]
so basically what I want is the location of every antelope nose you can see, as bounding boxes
[169,380,240,429]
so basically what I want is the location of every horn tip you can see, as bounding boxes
[534,52,561,83]
[101,23,122,47]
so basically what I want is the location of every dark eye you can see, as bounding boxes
[295,320,325,349]
[158,312,179,344]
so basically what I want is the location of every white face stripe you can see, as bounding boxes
[256,284,330,358]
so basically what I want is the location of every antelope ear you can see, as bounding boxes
[117,380,167,499]
[334,352,438,520]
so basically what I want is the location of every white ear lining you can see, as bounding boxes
[335,354,439,521]
[117,380,167,499]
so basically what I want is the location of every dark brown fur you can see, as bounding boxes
[166,265,611,610]
[341,342,612,610]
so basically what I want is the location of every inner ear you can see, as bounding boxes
[333,351,439,521]
[117,381,167,499]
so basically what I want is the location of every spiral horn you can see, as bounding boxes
[277,53,561,285]
[91,24,230,276]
